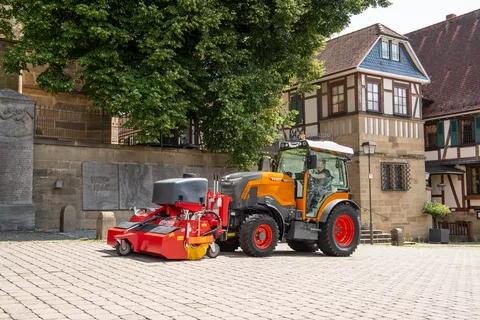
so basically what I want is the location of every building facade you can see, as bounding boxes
[407,9,480,240]
[282,24,432,239]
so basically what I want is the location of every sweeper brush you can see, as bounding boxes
[107,174,231,260]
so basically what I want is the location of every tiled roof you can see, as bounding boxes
[359,42,428,80]
[406,9,480,118]
[316,23,407,77]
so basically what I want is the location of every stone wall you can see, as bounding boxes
[0,40,20,91]
[33,142,236,230]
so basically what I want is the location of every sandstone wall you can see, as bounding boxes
[33,142,236,230]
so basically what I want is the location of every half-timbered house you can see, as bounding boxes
[282,24,431,240]
[407,9,480,241]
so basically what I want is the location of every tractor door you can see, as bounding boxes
[275,148,308,212]
[305,150,349,219]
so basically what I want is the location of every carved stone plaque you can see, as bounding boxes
[82,162,119,210]
[0,89,36,230]
[119,164,154,209]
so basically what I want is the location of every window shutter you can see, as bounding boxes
[450,119,458,146]
[475,116,480,143]
[297,96,304,124]
[437,122,444,148]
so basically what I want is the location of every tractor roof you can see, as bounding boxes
[280,139,354,156]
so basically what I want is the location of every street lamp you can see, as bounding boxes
[361,141,377,245]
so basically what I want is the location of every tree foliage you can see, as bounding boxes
[0,0,390,170]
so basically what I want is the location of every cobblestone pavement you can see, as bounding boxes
[0,235,479,320]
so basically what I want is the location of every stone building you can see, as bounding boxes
[282,24,432,240]
[407,9,480,241]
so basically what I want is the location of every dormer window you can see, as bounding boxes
[392,42,399,61]
[381,40,389,59]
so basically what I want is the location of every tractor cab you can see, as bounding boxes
[272,138,354,221]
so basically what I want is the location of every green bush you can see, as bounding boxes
[423,201,451,218]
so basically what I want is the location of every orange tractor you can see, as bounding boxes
[107,138,361,259]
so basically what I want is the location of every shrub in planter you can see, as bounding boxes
[423,201,451,219]
[423,201,451,244]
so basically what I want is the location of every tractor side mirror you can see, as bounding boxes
[307,154,317,169]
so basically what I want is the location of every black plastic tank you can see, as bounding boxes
[152,177,208,205]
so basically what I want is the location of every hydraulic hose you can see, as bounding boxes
[199,210,222,237]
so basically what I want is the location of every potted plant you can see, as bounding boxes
[423,201,451,243]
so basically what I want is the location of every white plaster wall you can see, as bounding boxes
[425,151,438,161]
[460,146,476,158]
[443,120,450,146]
[347,75,354,88]
[304,98,317,123]
[321,82,327,94]
[445,148,457,159]
[361,87,366,111]
[322,96,328,118]
[384,92,393,115]
[413,96,420,119]
[347,88,355,113]
[383,78,392,90]
[304,90,316,97]
[305,125,318,137]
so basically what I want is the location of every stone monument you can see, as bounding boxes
[0,89,36,230]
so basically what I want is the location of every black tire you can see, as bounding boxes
[286,239,318,252]
[239,214,278,257]
[318,204,360,257]
[115,240,132,256]
[216,238,240,252]
[206,243,220,258]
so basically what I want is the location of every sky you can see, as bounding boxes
[334,0,480,38]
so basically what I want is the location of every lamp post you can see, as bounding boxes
[361,141,377,245]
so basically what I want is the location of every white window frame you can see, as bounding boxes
[381,40,389,59]
[391,42,399,61]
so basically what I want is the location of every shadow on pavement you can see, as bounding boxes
[0,230,97,242]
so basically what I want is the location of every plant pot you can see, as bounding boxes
[429,228,449,244]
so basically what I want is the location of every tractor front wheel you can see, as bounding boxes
[286,240,318,252]
[239,214,278,257]
[318,204,360,257]
[115,240,132,256]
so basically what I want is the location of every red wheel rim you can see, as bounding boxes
[254,224,273,249]
[334,214,355,247]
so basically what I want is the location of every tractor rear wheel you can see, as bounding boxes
[217,238,240,252]
[286,240,318,252]
[318,204,360,257]
[239,214,278,257]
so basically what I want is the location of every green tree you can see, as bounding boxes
[0,0,389,170]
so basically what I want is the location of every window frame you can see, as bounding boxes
[391,42,400,61]
[424,122,438,150]
[329,80,347,115]
[467,165,480,196]
[289,93,304,125]
[393,83,409,116]
[381,40,390,59]
[459,117,476,146]
[381,162,411,192]
[366,78,382,113]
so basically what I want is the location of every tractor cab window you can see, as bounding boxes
[276,148,308,198]
[306,151,348,217]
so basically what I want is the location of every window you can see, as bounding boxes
[391,43,399,61]
[289,94,304,125]
[331,83,345,114]
[394,86,408,115]
[460,118,475,144]
[367,81,380,111]
[425,124,438,149]
[381,162,411,191]
[468,166,480,195]
[381,40,389,59]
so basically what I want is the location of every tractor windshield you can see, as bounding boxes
[275,148,308,176]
